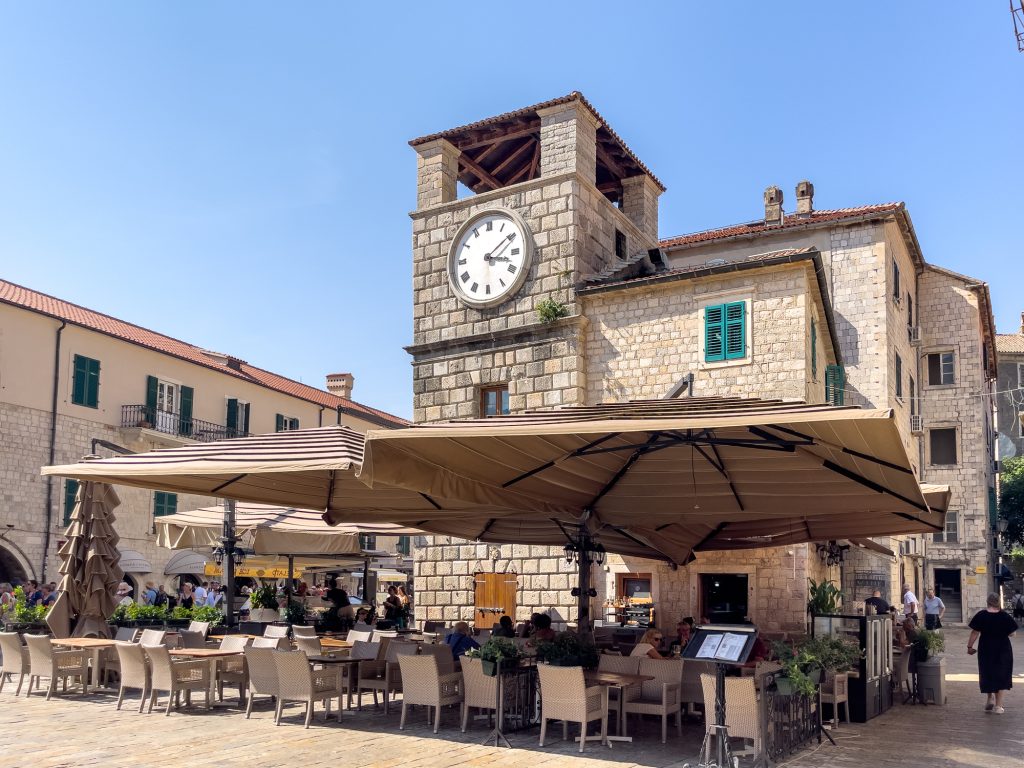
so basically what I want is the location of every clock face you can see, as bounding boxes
[448,210,532,308]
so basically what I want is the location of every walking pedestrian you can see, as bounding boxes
[923,588,945,630]
[902,583,919,624]
[1011,590,1024,626]
[967,592,1017,714]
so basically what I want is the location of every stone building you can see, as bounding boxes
[406,92,998,631]
[0,279,407,591]
[995,314,1024,461]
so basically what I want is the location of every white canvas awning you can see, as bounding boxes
[164,550,207,575]
[118,549,152,574]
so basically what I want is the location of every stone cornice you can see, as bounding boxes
[405,315,586,362]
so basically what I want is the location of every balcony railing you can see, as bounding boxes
[121,405,250,443]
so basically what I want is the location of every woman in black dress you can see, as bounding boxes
[967,592,1017,713]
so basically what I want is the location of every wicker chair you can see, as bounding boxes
[358,640,416,713]
[144,644,210,715]
[680,659,715,716]
[892,651,911,699]
[459,656,497,732]
[372,630,398,641]
[422,620,445,634]
[138,629,167,647]
[263,625,290,639]
[397,653,463,733]
[351,622,374,634]
[216,635,253,703]
[291,625,317,638]
[0,632,28,695]
[244,646,280,721]
[417,642,456,675]
[821,672,850,728]
[23,634,90,700]
[346,629,372,644]
[700,673,762,758]
[343,640,379,708]
[178,629,207,649]
[623,658,683,743]
[252,636,289,649]
[598,654,641,735]
[537,664,608,752]
[98,627,142,686]
[186,620,210,637]
[114,641,150,712]
[272,650,343,728]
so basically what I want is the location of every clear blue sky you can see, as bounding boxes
[2,4,1020,420]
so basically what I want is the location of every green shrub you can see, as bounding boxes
[537,298,569,325]
[807,578,844,615]
[191,605,224,628]
[251,585,278,610]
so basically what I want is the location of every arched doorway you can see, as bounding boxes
[0,543,30,586]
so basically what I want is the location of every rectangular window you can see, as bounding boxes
[63,479,79,527]
[615,229,627,260]
[275,414,300,432]
[71,355,100,408]
[705,301,746,362]
[934,511,958,544]
[895,353,903,399]
[153,491,177,517]
[396,536,411,556]
[927,352,955,386]
[892,258,901,301]
[226,398,251,437]
[929,428,957,465]
[909,376,916,415]
[907,293,914,325]
[810,317,817,381]
[481,385,510,417]
[825,364,845,406]
[359,534,377,551]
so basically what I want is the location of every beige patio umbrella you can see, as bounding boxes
[46,481,124,638]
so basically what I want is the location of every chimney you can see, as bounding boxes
[795,180,814,216]
[764,185,784,226]
[326,372,354,400]
[1020,312,1024,335]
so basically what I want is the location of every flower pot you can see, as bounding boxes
[808,668,822,684]
[481,659,498,677]
[775,677,796,696]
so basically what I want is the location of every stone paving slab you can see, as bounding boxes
[0,628,1020,768]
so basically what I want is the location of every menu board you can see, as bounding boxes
[695,632,748,662]
[681,624,758,666]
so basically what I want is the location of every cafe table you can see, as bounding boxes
[583,670,654,743]
[53,637,120,690]
[171,647,245,706]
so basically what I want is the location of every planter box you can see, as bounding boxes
[249,608,280,623]
[481,659,498,677]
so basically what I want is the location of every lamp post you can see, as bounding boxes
[562,519,606,639]
[221,498,238,627]
[996,517,1010,598]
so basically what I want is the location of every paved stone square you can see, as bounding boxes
[0,629,1021,768]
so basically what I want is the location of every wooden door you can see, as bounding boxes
[474,572,518,630]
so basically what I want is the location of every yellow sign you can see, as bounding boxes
[975,566,988,575]
[966,576,978,585]
[203,564,301,579]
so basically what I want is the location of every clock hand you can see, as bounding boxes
[485,234,515,262]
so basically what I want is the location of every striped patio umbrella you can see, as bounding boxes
[47,481,124,638]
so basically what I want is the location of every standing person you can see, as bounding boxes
[26,580,42,607]
[382,585,401,625]
[207,585,224,611]
[902,583,919,624]
[115,582,134,606]
[967,592,1017,714]
[0,583,14,619]
[397,585,411,629]
[865,589,890,615]
[923,588,946,630]
[179,582,194,610]
[153,585,169,608]
[194,581,208,607]
[1011,590,1024,626]
[141,581,158,606]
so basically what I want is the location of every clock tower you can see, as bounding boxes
[407,92,664,423]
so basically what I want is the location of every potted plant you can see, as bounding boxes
[807,578,844,636]
[469,637,522,676]
[774,659,818,697]
[191,605,225,629]
[535,631,599,668]
[166,605,192,627]
[249,584,280,623]
[285,600,306,626]
[6,587,49,632]
[797,635,863,677]
[913,629,945,662]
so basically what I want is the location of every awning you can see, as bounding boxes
[373,569,409,583]
[846,538,896,559]
[164,550,206,575]
[118,549,152,574]
[921,484,951,513]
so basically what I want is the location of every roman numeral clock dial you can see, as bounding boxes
[447,209,533,308]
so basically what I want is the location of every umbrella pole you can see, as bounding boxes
[362,558,370,603]
[222,498,237,629]
[286,555,294,617]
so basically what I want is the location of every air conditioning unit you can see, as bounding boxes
[908,325,921,345]
[910,415,924,433]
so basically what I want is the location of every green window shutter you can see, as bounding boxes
[86,357,100,407]
[811,318,817,379]
[825,364,845,406]
[72,355,87,405]
[226,398,238,433]
[705,305,725,362]
[145,375,159,422]
[724,301,746,359]
[397,536,411,556]
[242,403,251,435]
[154,491,177,517]
[179,386,194,437]
[63,479,79,527]
[275,413,284,432]
[291,417,299,430]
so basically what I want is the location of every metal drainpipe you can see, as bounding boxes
[318,406,325,427]
[42,320,67,582]
[336,405,343,425]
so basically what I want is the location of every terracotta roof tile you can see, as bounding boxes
[0,279,408,427]
[659,203,904,249]
[996,334,1024,354]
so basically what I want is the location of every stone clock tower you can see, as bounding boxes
[407,93,664,423]
[406,93,664,626]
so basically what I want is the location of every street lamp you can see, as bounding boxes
[997,518,1009,536]
[212,545,246,568]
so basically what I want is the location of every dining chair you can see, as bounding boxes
[114,641,150,712]
[537,663,608,752]
[358,640,416,713]
[291,625,317,638]
[0,632,29,695]
[144,644,210,715]
[177,629,207,649]
[138,629,167,647]
[597,654,640,734]
[623,657,683,743]
[272,650,343,728]
[263,625,290,639]
[252,636,289,649]
[244,647,281,721]
[397,653,463,733]
[459,656,497,733]
[23,634,90,700]
[186,620,210,638]
[699,673,762,759]
[216,635,253,703]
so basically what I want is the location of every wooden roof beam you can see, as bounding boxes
[458,124,540,151]
[458,152,502,191]
[490,138,535,179]
[595,141,626,180]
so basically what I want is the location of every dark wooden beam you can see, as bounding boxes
[597,181,622,194]
[458,152,502,191]
[490,138,534,179]
[507,141,540,184]
[595,141,626,180]
[458,124,540,151]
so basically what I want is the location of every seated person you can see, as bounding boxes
[865,589,890,615]
[669,617,695,653]
[446,621,480,660]
[530,613,557,643]
[492,615,516,638]
[630,628,665,659]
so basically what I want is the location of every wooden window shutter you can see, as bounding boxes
[72,355,88,405]
[275,413,285,432]
[179,386,194,436]
[145,376,159,421]
[825,364,845,406]
[705,305,725,362]
[226,398,238,433]
[63,479,79,527]
[724,301,746,359]
[242,402,251,435]
[811,317,817,379]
